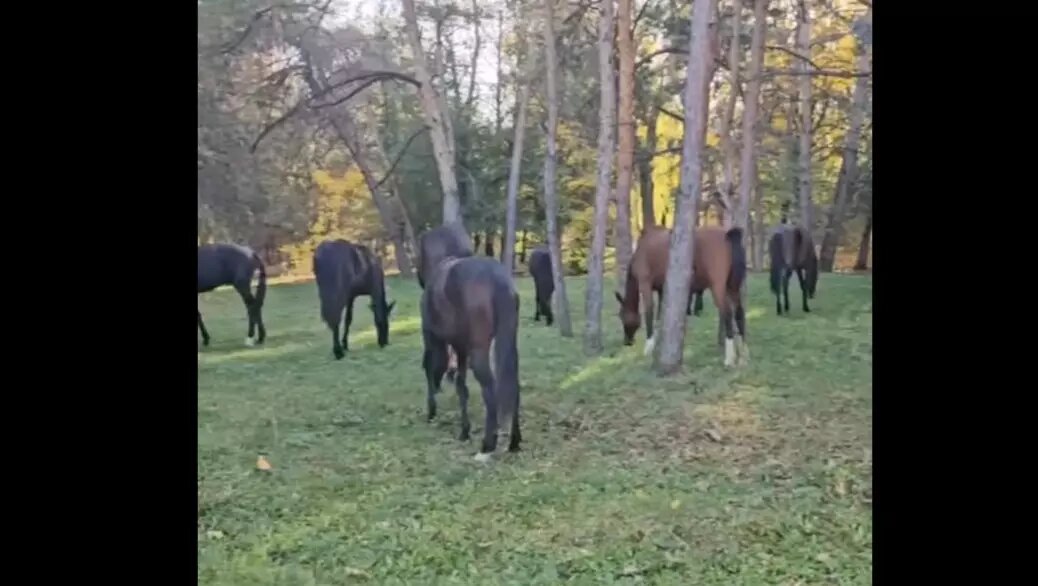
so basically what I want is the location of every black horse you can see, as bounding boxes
[198,243,267,347]
[313,239,395,360]
[417,222,474,381]
[421,253,522,460]
[528,245,554,326]
[769,224,819,314]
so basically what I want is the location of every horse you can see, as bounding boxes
[417,222,474,381]
[769,223,818,314]
[421,254,522,460]
[312,239,396,360]
[197,243,267,347]
[528,245,554,326]
[614,225,749,366]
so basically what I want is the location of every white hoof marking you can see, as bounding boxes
[244,337,256,347]
[473,452,493,463]
[724,339,735,367]
[643,336,656,357]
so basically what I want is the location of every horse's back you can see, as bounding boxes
[425,257,515,342]
[198,244,255,291]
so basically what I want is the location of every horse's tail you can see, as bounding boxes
[768,231,784,295]
[252,253,267,307]
[492,280,520,437]
[725,227,747,293]
[804,237,819,299]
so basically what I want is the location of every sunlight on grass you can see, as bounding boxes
[198,342,309,364]
[559,352,636,391]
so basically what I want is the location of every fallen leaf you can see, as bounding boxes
[670,499,682,510]
[705,429,723,443]
[256,455,272,471]
[344,567,371,578]
[205,530,224,540]
[834,478,847,497]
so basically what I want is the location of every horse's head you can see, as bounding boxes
[614,291,640,345]
[372,299,396,347]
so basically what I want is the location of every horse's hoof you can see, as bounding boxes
[643,336,656,357]
[202,339,210,347]
[244,337,256,347]
[473,452,493,463]
[333,349,345,360]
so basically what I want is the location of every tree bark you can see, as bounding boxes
[718,0,742,227]
[655,0,714,374]
[818,6,871,272]
[502,83,530,273]
[401,0,462,224]
[795,0,813,230]
[584,0,617,355]
[638,108,658,229]
[735,0,768,230]
[853,214,871,271]
[542,0,573,336]
[614,0,636,288]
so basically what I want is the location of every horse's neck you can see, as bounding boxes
[624,271,641,312]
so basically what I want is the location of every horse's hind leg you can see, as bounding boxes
[470,349,498,458]
[795,268,811,312]
[342,297,355,351]
[233,283,258,346]
[782,269,792,314]
[198,311,210,346]
[734,300,749,365]
[422,331,449,421]
[454,349,471,441]
[541,296,554,326]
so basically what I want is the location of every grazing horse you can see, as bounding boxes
[197,243,267,347]
[421,254,522,459]
[528,245,554,326]
[614,225,749,366]
[417,222,474,381]
[312,239,396,360]
[769,224,818,315]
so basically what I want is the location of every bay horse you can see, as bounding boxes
[528,245,554,326]
[614,225,749,366]
[417,222,474,381]
[769,224,818,314]
[312,239,396,360]
[197,243,267,347]
[421,254,521,460]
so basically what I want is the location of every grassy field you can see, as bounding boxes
[198,272,872,585]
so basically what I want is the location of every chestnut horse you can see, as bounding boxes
[614,225,749,366]
[769,223,818,314]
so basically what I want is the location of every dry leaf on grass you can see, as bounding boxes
[256,455,272,471]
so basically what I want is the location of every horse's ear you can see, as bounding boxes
[614,291,624,305]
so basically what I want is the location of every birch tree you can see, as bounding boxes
[542,0,573,336]
[583,0,616,355]
[654,0,715,374]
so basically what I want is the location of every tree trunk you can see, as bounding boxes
[614,0,636,288]
[543,0,573,336]
[752,204,765,270]
[795,0,813,230]
[655,0,714,374]
[401,0,462,224]
[519,229,529,264]
[502,85,530,273]
[484,229,495,257]
[853,214,871,271]
[735,0,768,230]
[718,0,741,227]
[638,108,658,229]
[819,6,871,272]
[583,0,617,355]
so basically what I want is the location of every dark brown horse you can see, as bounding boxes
[769,224,818,314]
[421,253,522,460]
[528,245,554,326]
[417,223,473,381]
[614,225,749,366]
[312,239,395,359]
[198,243,267,347]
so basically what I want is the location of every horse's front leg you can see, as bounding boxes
[198,310,210,346]
[454,349,471,441]
[795,268,811,312]
[422,331,448,421]
[642,284,657,356]
[782,269,792,313]
[342,297,355,351]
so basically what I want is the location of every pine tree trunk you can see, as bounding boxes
[853,214,871,270]
[655,0,714,374]
[819,6,871,272]
[502,85,529,273]
[614,0,636,288]
[719,0,742,227]
[542,0,573,336]
[736,0,768,230]
[401,0,462,224]
[584,0,617,355]
[795,0,813,231]
[638,108,658,229]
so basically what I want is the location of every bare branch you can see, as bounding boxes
[374,127,429,190]
[633,0,653,34]
[635,46,686,69]
[766,45,824,70]
[760,68,870,79]
[250,101,306,153]
[308,70,421,103]
[219,3,314,54]
[658,105,684,123]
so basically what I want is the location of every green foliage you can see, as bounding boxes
[198,273,872,584]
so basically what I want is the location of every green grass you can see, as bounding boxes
[198,272,872,585]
